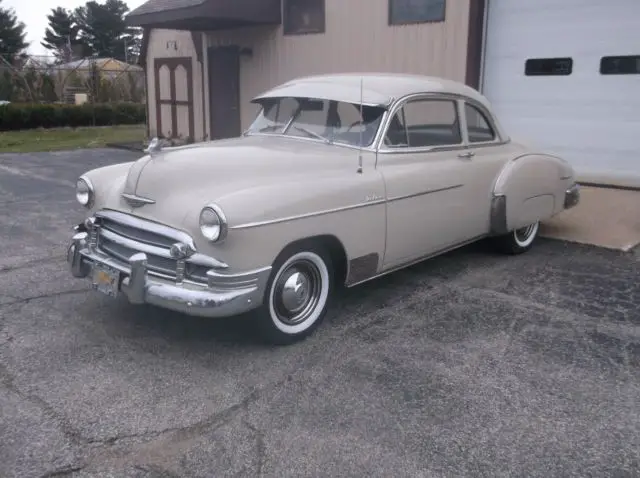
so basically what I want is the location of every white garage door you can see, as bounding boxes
[481,0,640,188]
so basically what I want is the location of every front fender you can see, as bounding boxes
[492,153,574,231]
[190,169,387,274]
[80,161,135,213]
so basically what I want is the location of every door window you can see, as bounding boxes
[464,103,496,143]
[383,98,461,148]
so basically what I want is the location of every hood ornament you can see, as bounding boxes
[144,137,165,157]
[122,193,156,208]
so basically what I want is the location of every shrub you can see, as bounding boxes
[0,102,146,131]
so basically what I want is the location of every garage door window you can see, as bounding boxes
[464,103,496,143]
[383,99,461,148]
[600,55,640,75]
[525,58,573,76]
[389,0,446,25]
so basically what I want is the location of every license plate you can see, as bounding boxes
[91,263,120,298]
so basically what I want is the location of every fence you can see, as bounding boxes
[0,54,146,105]
[0,54,147,131]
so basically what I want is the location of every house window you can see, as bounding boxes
[600,55,640,75]
[389,0,446,25]
[283,0,325,35]
[525,58,573,76]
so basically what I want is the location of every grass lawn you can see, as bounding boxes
[0,124,147,153]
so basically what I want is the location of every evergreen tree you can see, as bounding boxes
[41,7,89,62]
[0,0,28,65]
[74,0,138,62]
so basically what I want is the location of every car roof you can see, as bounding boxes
[252,73,492,110]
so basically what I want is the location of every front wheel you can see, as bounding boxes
[254,247,333,345]
[493,221,540,255]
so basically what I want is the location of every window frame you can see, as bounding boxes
[388,0,446,26]
[283,0,326,36]
[379,95,463,152]
[463,102,497,145]
[376,93,506,154]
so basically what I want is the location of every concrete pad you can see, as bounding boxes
[540,186,640,251]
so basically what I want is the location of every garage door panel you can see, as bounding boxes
[482,0,640,186]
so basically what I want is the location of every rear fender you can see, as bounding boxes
[491,153,569,232]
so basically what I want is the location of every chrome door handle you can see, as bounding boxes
[458,151,475,159]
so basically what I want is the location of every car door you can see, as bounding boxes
[377,95,478,269]
[457,100,516,235]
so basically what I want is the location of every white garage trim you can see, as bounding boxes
[480,0,640,189]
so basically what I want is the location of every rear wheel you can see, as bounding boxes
[494,221,540,255]
[255,246,333,345]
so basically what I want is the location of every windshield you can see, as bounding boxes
[246,96,386,147]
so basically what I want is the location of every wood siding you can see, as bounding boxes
[205,0,472,132]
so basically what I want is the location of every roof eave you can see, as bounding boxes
[126,0,281,29]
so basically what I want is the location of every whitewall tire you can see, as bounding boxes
[256,247,333,345]
[495,221,540,255]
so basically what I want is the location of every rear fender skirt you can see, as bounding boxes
[489,194,508,236]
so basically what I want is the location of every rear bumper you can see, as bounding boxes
[67,232,270,318]
[564,183,580,209]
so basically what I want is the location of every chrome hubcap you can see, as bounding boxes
[273,261,322,326]
[281,272,311,314]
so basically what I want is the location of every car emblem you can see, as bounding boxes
[122,193,156,208]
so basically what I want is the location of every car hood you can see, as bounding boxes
[120,135,358,226]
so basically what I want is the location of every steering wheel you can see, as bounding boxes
[345,120,364,132]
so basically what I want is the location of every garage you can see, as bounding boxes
[481,0,640,188]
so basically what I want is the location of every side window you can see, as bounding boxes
[464,103,496,143]
[384,98,461,148]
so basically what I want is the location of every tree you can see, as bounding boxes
[41,7,89,62]
[74,0,139,62]
[0,0,28,65]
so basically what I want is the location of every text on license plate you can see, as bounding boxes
[92,264,120,298]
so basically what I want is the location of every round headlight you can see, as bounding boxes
[76,176,94,208]
[199,205,228,242]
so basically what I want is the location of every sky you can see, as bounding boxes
[4,0,146,56]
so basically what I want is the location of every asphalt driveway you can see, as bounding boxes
[1,149,639,478]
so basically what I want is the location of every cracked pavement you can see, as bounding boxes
[1,149,639,478]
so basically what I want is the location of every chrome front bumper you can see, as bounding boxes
[564,183,580,209]
[67,231,271,318]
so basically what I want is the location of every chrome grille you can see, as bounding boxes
[100,218,174,249]
[94,211,194,281]
[98,234,177,278]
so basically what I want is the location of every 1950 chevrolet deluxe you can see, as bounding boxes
[67,73,580,344]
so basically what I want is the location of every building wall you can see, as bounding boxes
[205,0,472,133]
[145,29,205,141]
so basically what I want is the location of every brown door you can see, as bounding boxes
[208,46,241,140]
[154,57,194,141]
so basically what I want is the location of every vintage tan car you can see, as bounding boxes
[67,73,580,344]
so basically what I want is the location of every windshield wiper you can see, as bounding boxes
[290,125,332,144]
